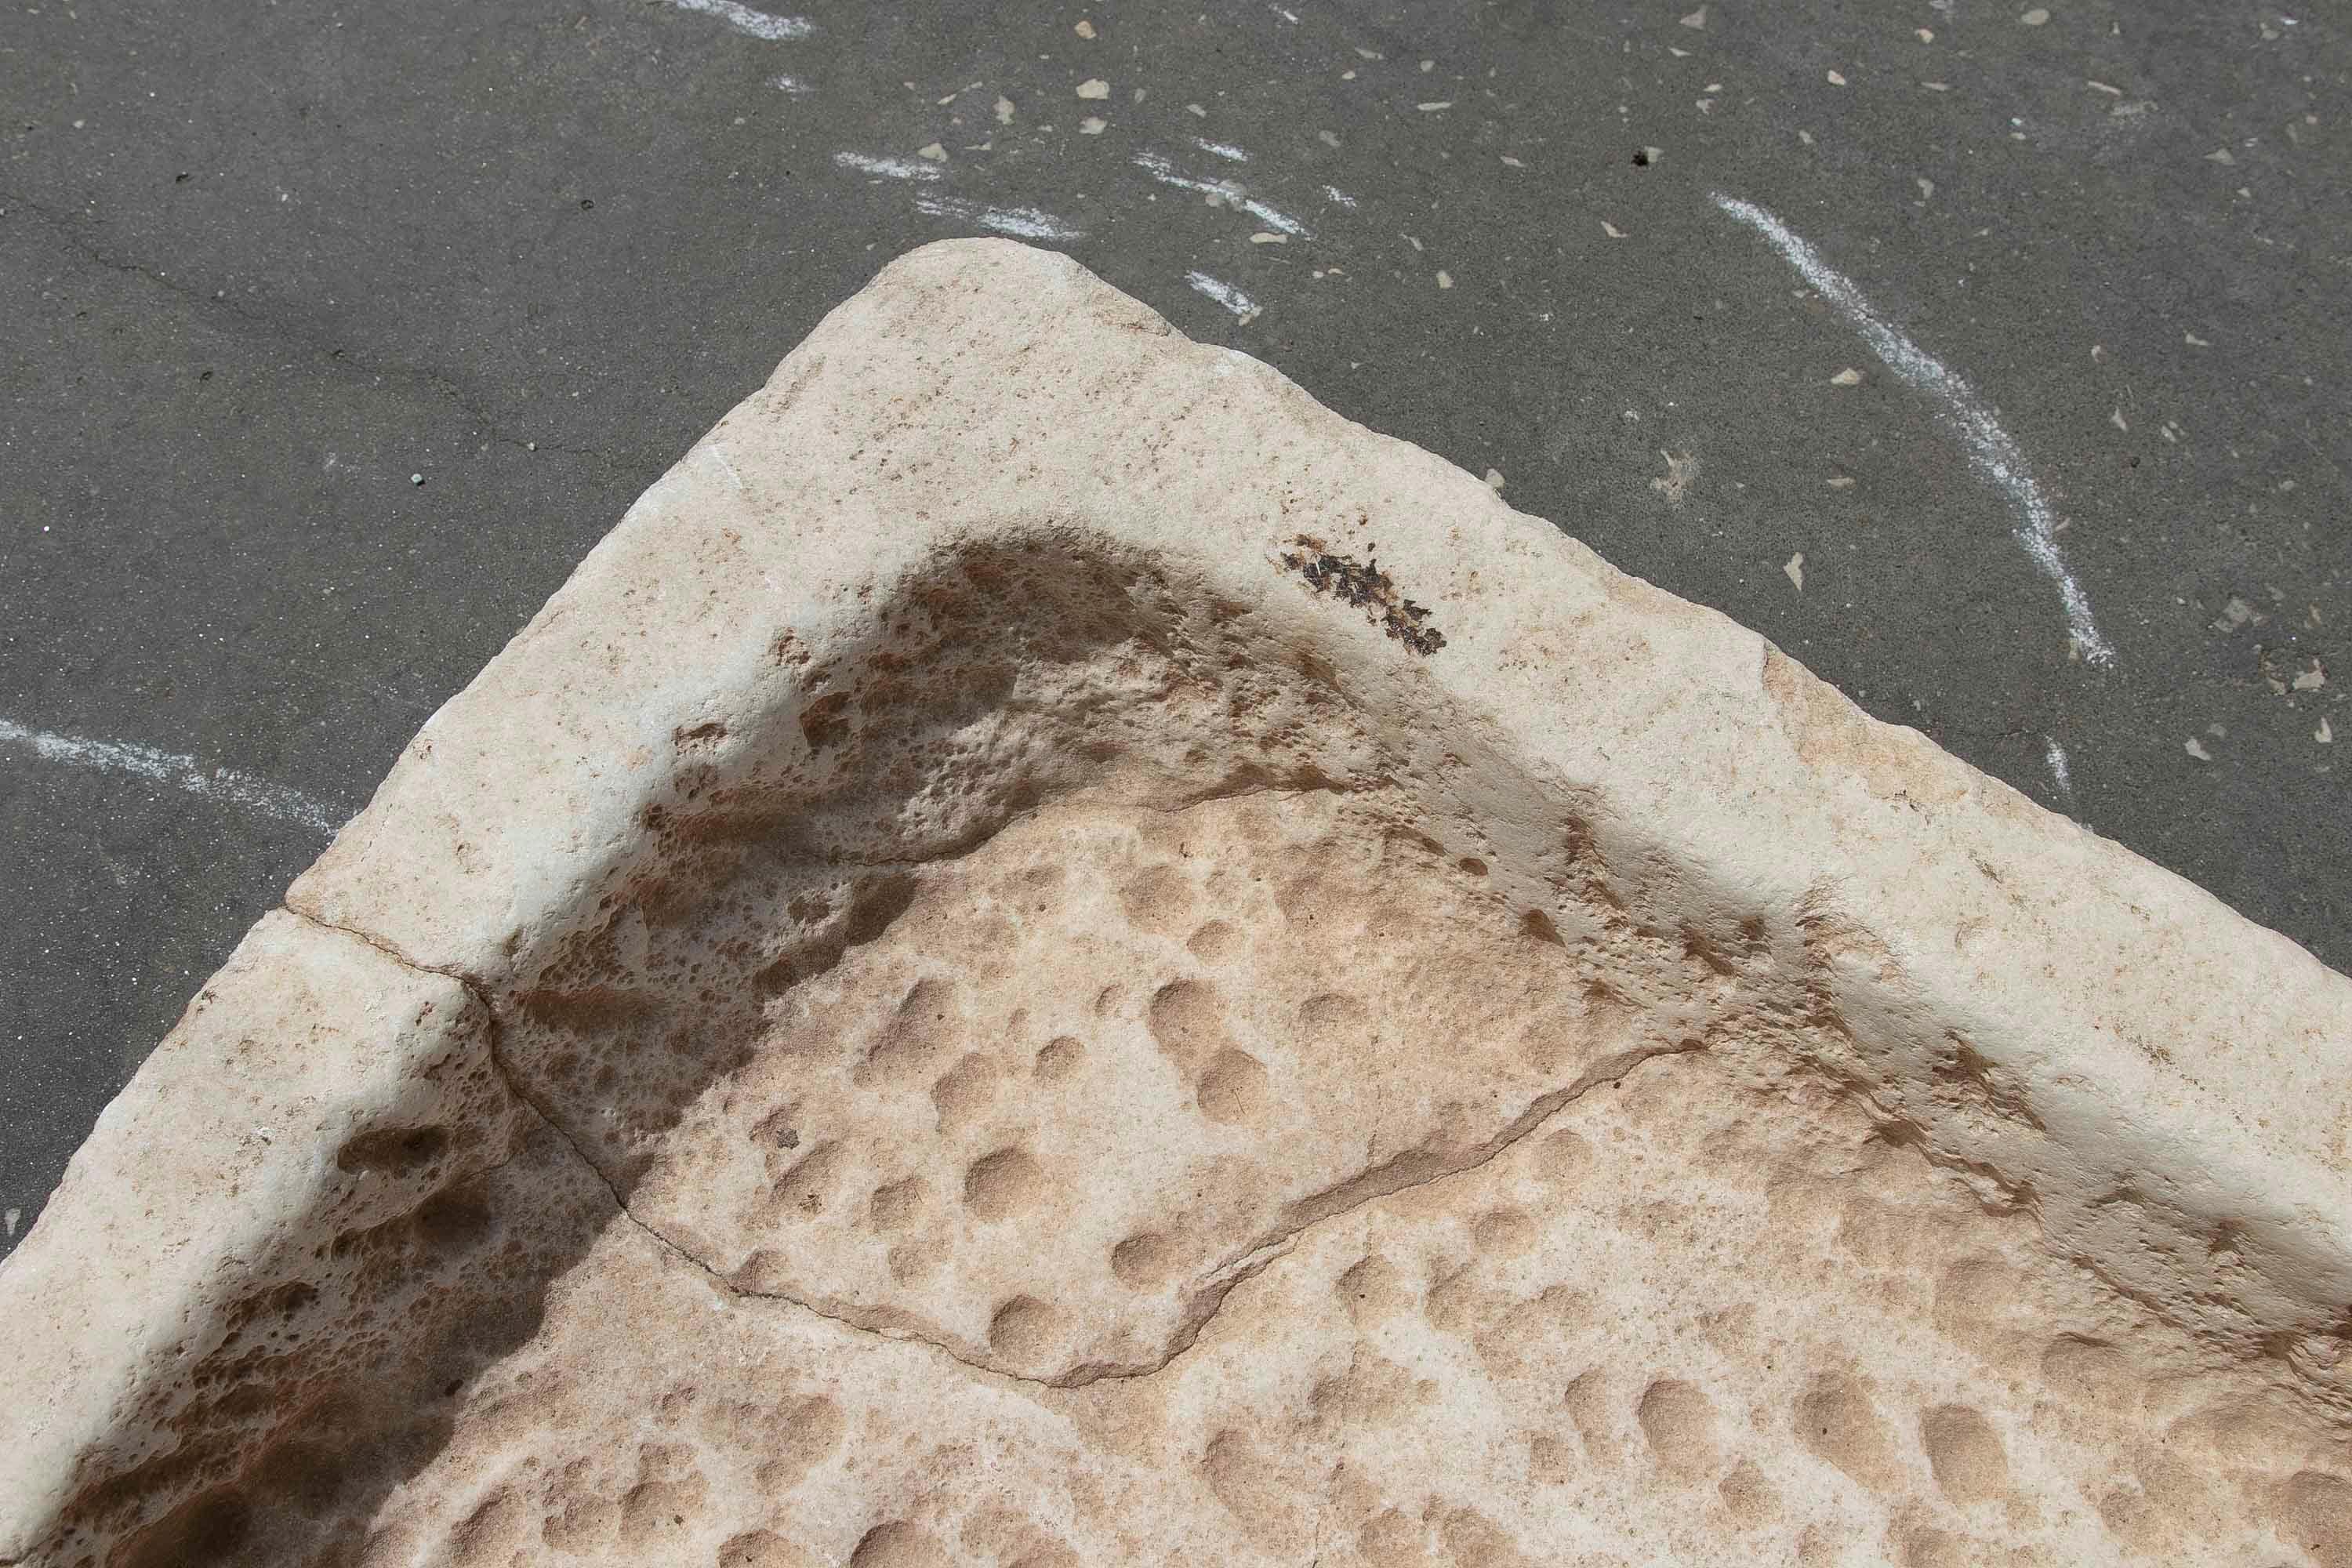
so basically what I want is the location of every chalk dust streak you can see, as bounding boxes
[1711,193,2114,666]
[0,718,347,834]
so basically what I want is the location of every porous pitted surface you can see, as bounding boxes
[3,240,2349,1567]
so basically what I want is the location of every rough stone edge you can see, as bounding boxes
[4,238,2349,1554]
[291,239,2352,1310]
[0,912,493,1559]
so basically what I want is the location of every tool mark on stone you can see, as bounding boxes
[1279,537,1446,655]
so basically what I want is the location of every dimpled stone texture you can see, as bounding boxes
[3,240,2350,1567]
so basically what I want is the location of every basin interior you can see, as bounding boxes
[80,538,2352,1566]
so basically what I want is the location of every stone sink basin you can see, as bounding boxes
[4,241,2348,1567]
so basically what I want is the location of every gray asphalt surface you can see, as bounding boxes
[2,0,2345,1254]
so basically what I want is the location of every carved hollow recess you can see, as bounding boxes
[5,241,2350,1568]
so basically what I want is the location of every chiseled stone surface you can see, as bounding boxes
[3,239,2350,1566]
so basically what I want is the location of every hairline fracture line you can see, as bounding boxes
[1711,193,2115,667]
[0,717,349,835]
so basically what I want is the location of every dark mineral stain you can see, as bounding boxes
[1277,537,1447,655]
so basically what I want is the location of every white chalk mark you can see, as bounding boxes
[0,718,347,834]
[1192,137,1251,162]
[771,74,811,96]
[1322,184,1358,207]
[1133,151,1310,237]
[2042,735,2075,804]
[913,196,1087,242]
[1711,193,2115,666]
[834,151,943,182]
[659,0,811,41]
[1185,270,1261,320]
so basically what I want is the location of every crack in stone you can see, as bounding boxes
[282,902,1059,1391]
[1154,1042,1700,1318]
[279,901,1704,1396]
[2,189,617,473]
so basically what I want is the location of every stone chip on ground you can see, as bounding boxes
[2,239,2350,1568]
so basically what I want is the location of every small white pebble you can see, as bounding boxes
[1417,100,1454,111]
[1784,553,1806,591]
[1601,220,1626,238]
[2020,6,2050,24]
[1827,69,1848,85]
[2318,717,2334,744]
[1073,17,1095,37]
[1186,102,1207,117]
[1485,468,1506,489]
[410,473,424,485]
[1078,117,1106,135]
[1249,230,1286,243]
[1436,269,1453,289]
[995,96,1015,124]
[2292,660,2327,691]
[1827,476,1856,489]
[1319,129,1341,147]
[2110,408,2129,432]
[2184,737,2212,761]
[1916,27,1934,42]
[916,141,947,162]
[1679,5,1707,27]
[1076,78,1110,99]
[1831,367,1864,386]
